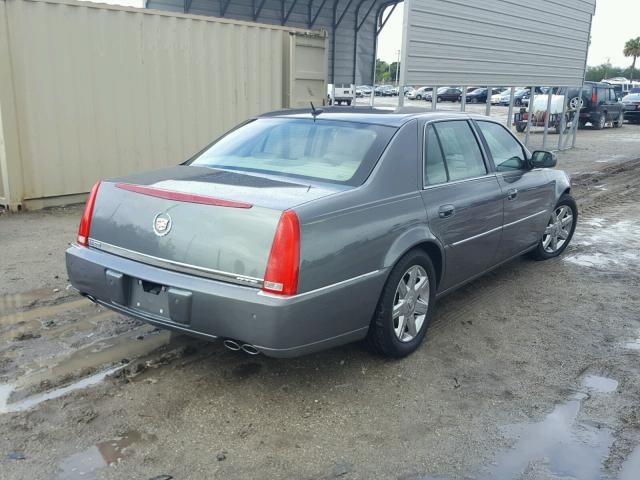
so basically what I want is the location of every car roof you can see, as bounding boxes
[257,106,491,128]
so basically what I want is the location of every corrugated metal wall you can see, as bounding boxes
[401,0,596,87]
[0,0,326,207]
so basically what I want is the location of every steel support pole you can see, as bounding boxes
[398,85,404,107]
[524,87,535,146]
[570,87,581,148]
[542,87,553,149]
[351,83,356,105]
[506,86,515,128]
[557,90,569,150]
[432,86,438,110]
[461,87,467,112]
[485,86,491,116]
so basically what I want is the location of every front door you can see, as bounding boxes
[475,120,555,260]
[420,120,504,292]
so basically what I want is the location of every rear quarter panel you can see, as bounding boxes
[295,120,439,293]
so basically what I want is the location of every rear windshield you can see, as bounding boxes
[189,118,395,186]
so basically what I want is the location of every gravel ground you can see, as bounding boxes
[0,125,639,480]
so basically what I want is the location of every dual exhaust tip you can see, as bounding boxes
[223,339,260,355]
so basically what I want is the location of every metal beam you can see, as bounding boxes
[334,0,356,28]
[377,2,397,34]
[352,0,376,84]
[183,0,193,13]
[220,0,232,16]
[253,0,268,20]
[282,0,302,24]
[309,0,329,27]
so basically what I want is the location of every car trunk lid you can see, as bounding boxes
[88,165,344,286]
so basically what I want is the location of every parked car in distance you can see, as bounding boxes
[327,84,353,106]
[67,107,576,359]
[408,86,432,100]
[425,87,462,102]
[403,86,416,97]
[466,88,491,103]
[622,93,640,123]
[375,85,394,96]
[358,85,373,96]
[553,82,624,129]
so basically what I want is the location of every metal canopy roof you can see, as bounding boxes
[145,0,401,85]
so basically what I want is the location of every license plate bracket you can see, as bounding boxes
[128,279,192,324]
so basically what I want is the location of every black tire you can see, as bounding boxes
[614,111,624,128]
[515,99,522,106]
[437,96,443,102]
[416,94,422,100]
[530,194,578,261]
[515,123,526,133]
[593,112,606,130]
[470,97,478,104]
[346,100,352,106]
[366,250,436,358]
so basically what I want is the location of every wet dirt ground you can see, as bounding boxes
[0,127,639,479]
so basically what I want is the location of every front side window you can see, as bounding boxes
[190,118,395,185]
[432,121,486,181]
[476,121,526,172]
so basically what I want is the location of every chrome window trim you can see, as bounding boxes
[422,173,498,191]
[88,238,264,287]
[450,209,548,247]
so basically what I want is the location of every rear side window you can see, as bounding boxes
[476,121,526,172]
[424,126,447,185]
[431,121,486,181]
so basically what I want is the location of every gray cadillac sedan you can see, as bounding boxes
[66,107,577,358]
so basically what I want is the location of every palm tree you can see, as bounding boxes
[623,37,640,81]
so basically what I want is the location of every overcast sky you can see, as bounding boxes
[378,0,640,68]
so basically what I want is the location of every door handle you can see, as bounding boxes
[438,204,455,218]
[507,188,518,200]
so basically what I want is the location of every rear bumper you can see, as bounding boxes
[66,244,387,358]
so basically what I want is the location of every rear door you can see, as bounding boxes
[420,120,503,291]
[475,120,555,260]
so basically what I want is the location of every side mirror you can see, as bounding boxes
[530,150,557,169]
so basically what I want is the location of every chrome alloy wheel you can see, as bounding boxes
[542,205,574,254]
[393,265,430,342]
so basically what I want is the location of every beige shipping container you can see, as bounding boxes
[0,0,327,210]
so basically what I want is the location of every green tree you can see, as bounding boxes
[375,59,389,84]
[623,37,640,81]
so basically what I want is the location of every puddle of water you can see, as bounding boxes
[582,374,618,393]
[485,375,618,480]
[624,339,640,350]
[56,430,156,480]
[0,365,124,414]
[10,326,169,398]
[619,445,640,480]
[0,298,90,327]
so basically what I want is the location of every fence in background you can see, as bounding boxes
[0,0,327,210]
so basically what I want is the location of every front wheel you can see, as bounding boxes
[366,250,436,358]
[531,194,578,260]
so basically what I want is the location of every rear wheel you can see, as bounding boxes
[531,194,577,260]
[594,112,606,130]
[471,97,478,104]
[366,250,436,358]
[614,111,624,128]
[515,123,526,133]
[346,100,352,106]
[437,96,443,102]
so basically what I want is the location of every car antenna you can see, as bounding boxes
[310,102,323,122]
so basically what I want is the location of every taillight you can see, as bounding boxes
[592,91,597,104]
[77,181,101,246]
[262,210,300,296]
